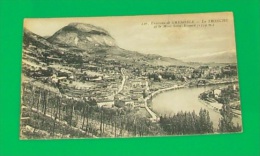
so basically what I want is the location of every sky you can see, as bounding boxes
[24,12,237,61]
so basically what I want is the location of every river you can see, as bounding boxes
[151,84,242,129]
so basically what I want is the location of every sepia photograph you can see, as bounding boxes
[20,12,242,139]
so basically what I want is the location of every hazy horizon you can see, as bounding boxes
[24,12,237,63]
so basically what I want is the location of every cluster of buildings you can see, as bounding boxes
[124,64,237,83]
[200,84,240,105]
[22,44,239,112]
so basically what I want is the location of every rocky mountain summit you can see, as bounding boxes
[47,23,116,49]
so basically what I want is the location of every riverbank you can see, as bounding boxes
[145,79,239,122]
[144,84,185,121]
[146,84,185,101]
[198,99,222,114]
[198,84,241,118]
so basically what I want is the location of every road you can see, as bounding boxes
[144,100,159,122]
[144,84,185,122]
[116,68,126,94]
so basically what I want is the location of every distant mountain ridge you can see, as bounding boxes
[24,23,186,66]
[23,28,54,49]
[180,51,237,63]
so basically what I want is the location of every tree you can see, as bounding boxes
[198,109,213,133]
[218,103,241,132]
[159,109,213,135]
[52,94,61,136]
[41,89,48,126]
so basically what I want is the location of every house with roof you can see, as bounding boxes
[130,88,144,94]
[115,99,134,108]
[213,89,222,98]
[96,99,114,108]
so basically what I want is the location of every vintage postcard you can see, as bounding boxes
[20,12,242,139]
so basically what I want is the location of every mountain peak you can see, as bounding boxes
[48,23,116,49]
[67,23,110,35]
